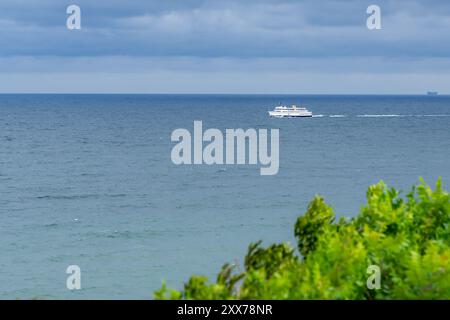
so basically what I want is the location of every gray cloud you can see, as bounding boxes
[1,0,449,93]
[0,0,449,58]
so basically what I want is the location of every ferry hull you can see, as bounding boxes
[268,111,313,118]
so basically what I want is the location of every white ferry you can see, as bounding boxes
[268,105,313,118]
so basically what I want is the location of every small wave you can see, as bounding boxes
[84,229,163,240]
[357,114,450,118]
[37,194,98,200]
[418,114,450,117]
[43,223,59,228]
[36,193,127,200]
[106,230,135,239]
[357,114,402,117]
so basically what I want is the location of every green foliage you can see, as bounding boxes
[295,196,335,257]
[155,178,450,300]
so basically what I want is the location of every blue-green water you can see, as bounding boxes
[1,94,449,299]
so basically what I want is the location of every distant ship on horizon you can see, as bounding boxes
[427,91,439,96]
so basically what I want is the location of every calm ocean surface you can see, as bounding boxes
[0,94,449,299]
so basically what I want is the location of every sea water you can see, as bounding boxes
[0,94,449,299]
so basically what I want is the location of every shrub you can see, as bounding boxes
[155,178,450,300]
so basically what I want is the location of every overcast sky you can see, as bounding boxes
[0,0,449,93]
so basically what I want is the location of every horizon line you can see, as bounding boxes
[0,93,447,96]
